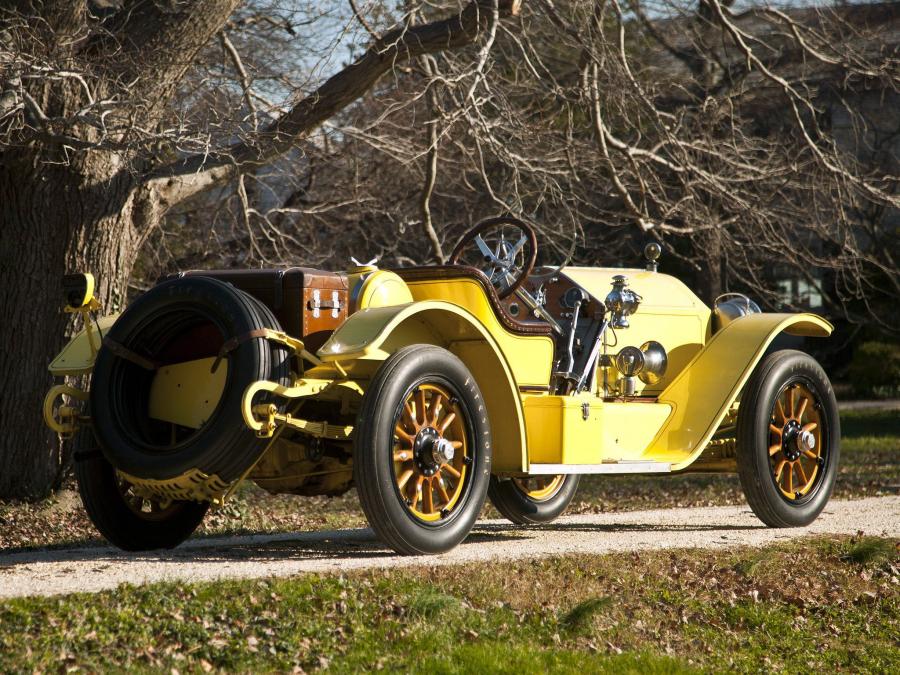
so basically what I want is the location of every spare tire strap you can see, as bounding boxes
[102,337,161,371]
[211,328,271,373]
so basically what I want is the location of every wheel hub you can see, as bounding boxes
[413,426,455,476]
[781,419,802,460]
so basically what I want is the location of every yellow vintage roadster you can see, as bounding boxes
[44,217,839,554]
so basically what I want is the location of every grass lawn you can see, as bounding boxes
[1,408,896,552]
[0,536,897,673]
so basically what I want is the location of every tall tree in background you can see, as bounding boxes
[153,0,898,324]
[0,0,522,499]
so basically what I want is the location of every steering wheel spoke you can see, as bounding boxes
[448,217,538,300]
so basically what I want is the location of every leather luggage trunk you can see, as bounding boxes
[159,268,349,351]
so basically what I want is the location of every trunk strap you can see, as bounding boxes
[102,337,161,371]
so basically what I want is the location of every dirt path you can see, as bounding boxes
[1,496,896,600]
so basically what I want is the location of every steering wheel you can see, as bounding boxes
[449,216,538,299]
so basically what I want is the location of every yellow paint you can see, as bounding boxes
[148,357,228,429]
[523,396,672,465]
[402,277,555,387]
[318,300,532,472]
[356,270,414,309]
[118,467,233,504]
[645,312,833,469]
[43,384,89,436]
[241,377,349,436]
[562,268,711,395]
[523,394,602,464]
[598,401,674,460]
[49,313,120,376]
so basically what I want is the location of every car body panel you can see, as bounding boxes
[401,276,556,388]
[562,267,712,395]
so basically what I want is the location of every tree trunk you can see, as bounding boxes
[0,151,154,499]
[697,227,724,305]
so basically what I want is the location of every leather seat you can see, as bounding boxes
[391,266,554,338]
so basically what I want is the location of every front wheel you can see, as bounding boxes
[737,349,840,528]
[353,345,492,555]
[488,474,580,524]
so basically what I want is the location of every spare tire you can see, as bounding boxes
[90,276,291,483]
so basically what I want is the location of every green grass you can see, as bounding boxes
[1,537,896,673]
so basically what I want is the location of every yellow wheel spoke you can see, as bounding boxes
[796,396,809,422]
[442,463,461,479]
[768,443,781,456]
[428,392,444,425]
[422,479,434,514]
[410,476,424,510]
[450,440,463,449]
[803,450,818,460]
[796,461,808,487]
[393,449,412,463]
[786,464,794,494]
[397,468,414,491]
[436,478,451,504]
[415,389,427,425]
[402,402,417,431]
[775,399,785,424]
[775,460,787,481]
[395,425,414,445]
[439,412,457,434]
[769,424,783,436]
[802,422,818,433]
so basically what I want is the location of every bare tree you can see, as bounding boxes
[157,1,898,327]
[0,0,523,499]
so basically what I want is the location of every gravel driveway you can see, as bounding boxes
[1,496,897,600]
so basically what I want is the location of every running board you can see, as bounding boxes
[528,461,672,475]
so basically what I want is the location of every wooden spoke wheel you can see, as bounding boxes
[767,383,825,501]
[75,450,208,551]
[489,473,580,525]
[354,345,492,555]
[117,475,183,522]
[392,384,471,523]
[737,350,839,528]
[511,475,565,502]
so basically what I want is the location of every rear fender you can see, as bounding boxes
[49,314,120,376]
[647,312,833,469]
[318,301,528,472]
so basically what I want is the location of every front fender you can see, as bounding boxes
[647,312,833,470]
[318,301,532,473]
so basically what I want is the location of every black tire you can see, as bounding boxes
[488,474,580,525]
[354,345,492,555]
[90,276,290,482]
[75,449,208,551]
[737,349,840,527]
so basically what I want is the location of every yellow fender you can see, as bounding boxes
[49,314,120,376]
[647,312,833,470]
[318,301,529,472]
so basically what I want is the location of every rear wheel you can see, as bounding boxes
[75,450,208,551]
[488,474,580,524]
[737,350,839,527]
[354,345,491,555]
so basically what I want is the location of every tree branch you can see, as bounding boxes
[148,0,523,208]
